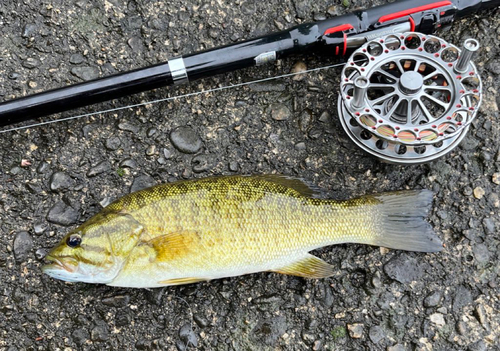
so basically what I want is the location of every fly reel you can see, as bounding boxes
[338,32,482,164]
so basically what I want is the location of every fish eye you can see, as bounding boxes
[66,234,82,248]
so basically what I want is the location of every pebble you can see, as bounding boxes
[193,314,209,328]
[71,66,99,81]
[128,36,144,51]
[301,331,315,345]
[91,322,109,342]
[313,13,327,21]
[429,313,446,327]
[228,161,239,172]
[49,171,74,192]
[347,323,364,338]
[47,201,79,226]
[474,304,488,328]
[35,248,47,261]
[387,344,406,351]
[8,72,20,80]
[295,142,306,151]
[87,161,111,177]
[468,340,487,351]
[463,186,473,196]
[147,127,157,138]
[493,172,500,185]
[312,340,322,350]
[192,155,213,173]
[118,121,140,133]
[472,243,490,264]
[482,217,496,234]
[105,136,121,150]
[37,161,50,174]
[120,158,137,169]
[291,61,307,81]
[319,110,330,123]
[178,323,198,348]
[72,328,90,345]
[13,231,33,263]
[487,193,499,208]
[368,325,384,344]
[308,128,322,140]
[146,145,156,156]
[270,104,290,121]
[327,5,340,16]
[163,149,173,159]
[135,339,152,350]
[10,166,22,175]
[453,285,472,313]
[22,58,40,69]
[22,23,38,38]
[298,109,313,132]
[130,175,156,193]
[33,221,48,235]
[69,53,85,64]
[384,254,422,283]
[424,291,442,307]
[437,210,448,220]
[473,187,485,199]
[102,295,130,308]
[170,126,203,154]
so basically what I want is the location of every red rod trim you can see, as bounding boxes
[324,23,354,35]
[378,0,452,23]
[409,16,416,31]
[343,32,348,55]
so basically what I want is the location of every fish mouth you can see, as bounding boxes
[42,255,79,274]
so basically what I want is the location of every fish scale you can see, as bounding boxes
[43,175,442,288]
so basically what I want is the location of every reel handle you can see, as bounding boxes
[0,0,498,127]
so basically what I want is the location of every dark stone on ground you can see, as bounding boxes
[170,126,203,154]
[13,232,33,263]
[46,201,79,226]
[130,175,156,193]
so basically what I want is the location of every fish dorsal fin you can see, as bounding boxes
[252,175,324,198]
[147,230,201,262]
[272,254,335,279]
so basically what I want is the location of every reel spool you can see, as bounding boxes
[338,32,482,164]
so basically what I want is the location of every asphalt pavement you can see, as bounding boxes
[0,0,499,350]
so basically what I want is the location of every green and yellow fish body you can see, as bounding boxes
[43,175,442,288]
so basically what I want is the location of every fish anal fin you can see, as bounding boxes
[158,277,208,286]
[147,230,201,262]
[272,255,335,279]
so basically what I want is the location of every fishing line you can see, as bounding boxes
[0,61,348,134]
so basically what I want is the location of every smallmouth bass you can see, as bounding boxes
[42,175,442,288]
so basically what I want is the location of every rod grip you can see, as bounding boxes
[0,63,172,127]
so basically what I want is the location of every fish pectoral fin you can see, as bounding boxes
[158,277,208,286]
[147,230,201,262]
[272,255,335,279]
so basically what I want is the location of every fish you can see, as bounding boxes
[42,175,442,288]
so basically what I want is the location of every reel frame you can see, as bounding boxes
[338,32,482,164]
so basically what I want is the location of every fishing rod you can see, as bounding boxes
[1,0,499,163]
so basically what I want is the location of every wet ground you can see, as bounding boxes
[1,0,499,350]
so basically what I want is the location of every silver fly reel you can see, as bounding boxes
[338,32,482,164]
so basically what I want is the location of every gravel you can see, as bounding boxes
[1,0,499,350]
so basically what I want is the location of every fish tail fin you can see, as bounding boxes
[362,190,443,252]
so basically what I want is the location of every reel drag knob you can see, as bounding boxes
[338,32,482,164]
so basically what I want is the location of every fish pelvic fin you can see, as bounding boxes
[365,190,443,252]
[272,254,335,279]
[158,277,209,286]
